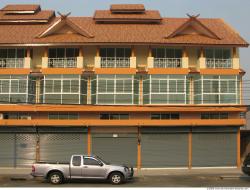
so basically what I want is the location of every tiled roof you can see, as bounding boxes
[0,17,247,46]
[94,10,162,22]
[1,4,40,11]
[110,4,145,12]
[0,10,55,21]
[0,4,248,46]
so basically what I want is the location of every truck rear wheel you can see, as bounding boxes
[49,172,63,185]
[109,172,124,185]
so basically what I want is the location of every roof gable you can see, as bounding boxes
[38,13,94,38]
[166,14,221,40]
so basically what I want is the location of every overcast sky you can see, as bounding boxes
[0,0,250,104]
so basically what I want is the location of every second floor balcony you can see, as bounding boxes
[100,57,130,68]
[48,57,77,68]
[153,58,182,68]
[205,58,232,69]
[0,58,25,68]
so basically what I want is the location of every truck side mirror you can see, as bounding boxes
[99,162,103,167]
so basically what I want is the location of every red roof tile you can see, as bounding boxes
[0,10,55,22]
[0,8,247,46]
[94,10,162,23]
[110,4,145,12]
[1,4,40,12]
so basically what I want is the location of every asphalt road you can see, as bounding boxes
[1,175,250,187]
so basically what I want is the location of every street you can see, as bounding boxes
[1,175,250,187]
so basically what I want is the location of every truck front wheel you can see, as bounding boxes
[109,172,124,185]
[49,172,63,185]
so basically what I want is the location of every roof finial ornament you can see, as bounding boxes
[186,13,200,19]
[57,12,71,20]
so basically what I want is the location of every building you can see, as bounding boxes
[0,4,248,169]
[241,106,250,160]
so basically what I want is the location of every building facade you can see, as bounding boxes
[0,4,248,168]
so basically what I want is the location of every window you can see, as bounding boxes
[84,158,100,166]
[193,75,239,104]
[152,48,182,58]
[72,156,81,166]
[3,113,30,120]
[0,49,26,58]
[0,75,35,104]
[48,113,79,120]
[205,48,231,59]
[143,75,188,104]
[201,113,229,119]
[92,75,138,105]
[100,113,129,120]
[151,113,180,120]
[42,75,87,104]
[205,48,232,68]
[100,48,131,58]
[152,48,182,68]
[49,48,79,58]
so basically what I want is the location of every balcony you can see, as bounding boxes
[48,57,77,68]
[206,58,232,69]
[0,58,25,68]
[153,58,182,68]
[100,57,130,68]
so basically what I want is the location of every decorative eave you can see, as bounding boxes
[166,14,221,40]
[37,12,94,38]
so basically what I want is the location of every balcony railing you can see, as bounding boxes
[0,58,25,68]
[48,57,77,68]
[153,58,182,68]
[206,58,232,69]
[100,57,130,68]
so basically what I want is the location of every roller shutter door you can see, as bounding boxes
[92,134,137,166]
[16,134,36,167]
[39,127,88,162]
[0,134,15,167]
[192,127,237,167]
[141,127,189,168]
[0,127,37,168]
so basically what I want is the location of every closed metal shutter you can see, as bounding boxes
[0,127,37,168]
[16,134,36,167]
[192,132,237,167]
[0,134,15,167]
[40,133,87,162]
[92,134,137,166]
[141,127,189,168]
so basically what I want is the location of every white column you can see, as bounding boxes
[77,57,83,68]
[147,57,154,68]
[94,57,101,68]
[130,57,136,68]
[42,57,48,68]
[24,57,31,68]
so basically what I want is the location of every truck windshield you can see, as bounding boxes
[96,156,109,165]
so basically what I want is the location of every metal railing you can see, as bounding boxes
[153,58,182,68]
[48,57,77,68]
[0,58,25,68]
[100,57,130,68]
[206,58,232,69]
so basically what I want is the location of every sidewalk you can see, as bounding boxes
[0,167,244,178]
[136,168,243,177]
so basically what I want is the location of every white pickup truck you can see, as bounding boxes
[31,155,134,185]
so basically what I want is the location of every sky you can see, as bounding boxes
[0,0,250,104]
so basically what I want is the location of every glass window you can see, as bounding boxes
[72,156,81,166]
[100,114,109,120]
[84,158,100,166]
